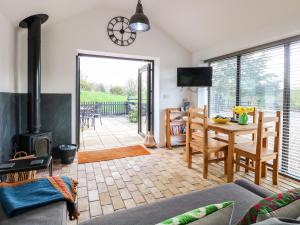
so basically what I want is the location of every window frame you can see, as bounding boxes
[206,36,300,180]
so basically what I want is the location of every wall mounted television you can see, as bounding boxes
[177,67,212,87]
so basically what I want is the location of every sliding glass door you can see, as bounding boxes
[240,46,284,113]
[287,41,300,179]
[138,63,152,136]
[210,58,237,117]
[209,43,300,179]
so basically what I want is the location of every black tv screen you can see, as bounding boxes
[177,67,212,87]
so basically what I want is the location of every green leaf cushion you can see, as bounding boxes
[237,188,300,225]
[156,201,234,225]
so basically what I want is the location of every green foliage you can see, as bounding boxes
[291,89,300,109]
[126,78,138,98]
[239,51,283,109]
[128,105,138,123]
[110,86,125,95]
[90,83,106,92]
[81,79,106,92]
[80,91,127,102]
[80,80,91,91]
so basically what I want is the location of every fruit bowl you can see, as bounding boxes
[212,116,230,124]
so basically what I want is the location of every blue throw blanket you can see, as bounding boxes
[0,176,79,220]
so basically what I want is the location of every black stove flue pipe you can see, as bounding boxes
[19,14,48,133]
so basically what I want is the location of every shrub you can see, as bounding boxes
[128,106,138,123]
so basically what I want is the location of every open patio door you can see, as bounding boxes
[138,63,153,136]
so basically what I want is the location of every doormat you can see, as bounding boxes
[77,145,150,164]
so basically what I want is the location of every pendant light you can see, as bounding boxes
[129,0,151,32]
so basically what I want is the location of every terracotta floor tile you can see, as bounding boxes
[89,201,102,217]
[78,197,89,212]
[102,205,114,215]
[44,147,298,221]
[111,196,125,210]
[78,187,88,198]
[131,191,145,204]
[77,211,90,223]
[119,188,132,200]
[124,199,136,209]
[88,190,99,202]
[99,192,111,206]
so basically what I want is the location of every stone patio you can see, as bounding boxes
[80,116,144,151]
[43,147,300,225]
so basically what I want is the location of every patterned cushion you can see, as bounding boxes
[238,189,300,225]
[254,217,300,225]
[156,201,233,225]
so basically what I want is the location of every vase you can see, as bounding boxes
[238,112,248,125]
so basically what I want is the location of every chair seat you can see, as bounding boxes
[235,142,277,159]
[214,134,252,144]
[190,138,228,153]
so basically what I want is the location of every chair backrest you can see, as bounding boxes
[255,111,281,158]
[188,106,209,146]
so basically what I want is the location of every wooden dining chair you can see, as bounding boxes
[214,107,257,144]
[186,106,228,179]
[234,111,281,185]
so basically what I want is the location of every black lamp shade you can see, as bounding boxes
[129,0,151,32]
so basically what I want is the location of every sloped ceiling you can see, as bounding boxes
[1,0,300,54]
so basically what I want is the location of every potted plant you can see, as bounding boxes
[233,106,255,125]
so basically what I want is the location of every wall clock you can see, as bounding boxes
[107,16,137,46]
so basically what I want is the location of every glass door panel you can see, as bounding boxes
[138,64,151,136]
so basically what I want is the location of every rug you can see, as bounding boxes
[77,145,150,164]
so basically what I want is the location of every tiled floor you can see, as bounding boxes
[46,147,300,224]
[80,116,144,151]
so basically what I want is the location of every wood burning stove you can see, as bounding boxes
[18,14,52,156]
[19,132,52,156]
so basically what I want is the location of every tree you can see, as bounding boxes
[126,78,138,97]
[110,86,125,95]
[239,51,282,110]
[90,82,106,92]
[80,79,91,91]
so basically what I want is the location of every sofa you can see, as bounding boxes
[0,179,273,225]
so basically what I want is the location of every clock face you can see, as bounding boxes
[107,16,137,46]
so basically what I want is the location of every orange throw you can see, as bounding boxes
[77,145,150,164]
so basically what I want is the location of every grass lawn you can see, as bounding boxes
[80,91,128,102]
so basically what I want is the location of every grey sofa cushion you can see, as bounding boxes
[0,201,67,225]
[234,179,272,198]
[79,183,262,225]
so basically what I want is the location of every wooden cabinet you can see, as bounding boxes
[165,108,188,149]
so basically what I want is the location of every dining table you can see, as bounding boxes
[185,118,263,183]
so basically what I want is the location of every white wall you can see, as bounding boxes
[18,7,192,145]
[192,25,300,64]
[0,12,16,92]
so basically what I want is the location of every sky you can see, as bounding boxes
[80,56,148,86]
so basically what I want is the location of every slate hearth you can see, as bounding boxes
[0,93,19,162]
[0,92,72,162]
[20,93,72,158]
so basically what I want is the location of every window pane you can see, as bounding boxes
[240,46,284,113]
[210,58,237,117]
[240,46,284,173]
[288,41,300,179]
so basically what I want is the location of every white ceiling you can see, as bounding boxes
[1,0,300,54]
